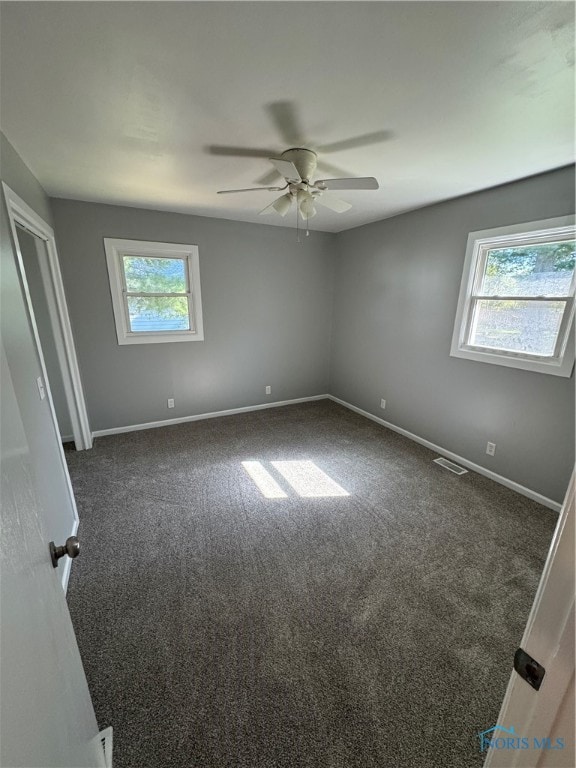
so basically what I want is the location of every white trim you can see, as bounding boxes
[450,215,576,378]
[94,726,113,768]
[519,471,574,647]
[60,517,79,594]
[103,238,204,345]
[92,395,330,437]
[483,471,574,768]
[327,395,562,513]
[2,183,93,450]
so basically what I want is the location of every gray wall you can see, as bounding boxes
[17,225,73,439]
[50,199,336,431]
[330,166,575,504]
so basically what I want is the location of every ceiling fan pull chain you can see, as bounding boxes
[296,201,300,243]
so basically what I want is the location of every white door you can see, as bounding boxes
[483,472,575,767]
[1,186,81,590]
[0,339,105,767]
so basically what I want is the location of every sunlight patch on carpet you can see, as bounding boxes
[241,461,288,498]
[242,459,349,498]
[271,460,349,498]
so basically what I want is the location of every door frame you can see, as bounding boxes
[483,470,575,766]
[2,183,92,451]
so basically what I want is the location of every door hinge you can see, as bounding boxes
[514,647,545,691]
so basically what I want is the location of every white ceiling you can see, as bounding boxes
[1,1,574,233]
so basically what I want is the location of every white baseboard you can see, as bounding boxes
[92,394,331,438]
[90,391,561,514]
[328,395,562,514]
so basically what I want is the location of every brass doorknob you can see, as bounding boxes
[49,536,80,568]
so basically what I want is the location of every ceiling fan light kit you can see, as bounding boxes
[272,193,292,217]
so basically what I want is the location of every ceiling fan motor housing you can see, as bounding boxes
[281,148,318,182]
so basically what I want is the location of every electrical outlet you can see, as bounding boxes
[380,399,386,409]
[486,442,496,456]
[167,398,175,409]
[265,386,271,395]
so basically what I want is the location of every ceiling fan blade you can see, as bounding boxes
[217,186,284,195]
[315,194,352,213]
[265,100,306,146]
[207,145,278,158]
[255,168,283,186]
[317,130,392,154]
[316,177,379,191]
[269,158,301,182]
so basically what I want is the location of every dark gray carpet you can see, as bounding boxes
[66,400,556,768]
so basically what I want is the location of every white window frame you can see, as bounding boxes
[104,238,204,345]
[450,216,575,377]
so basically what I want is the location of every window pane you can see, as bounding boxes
[481,240,575,297]
[127,296,190,332]
[123,256,187,294]
[469,300,565,356]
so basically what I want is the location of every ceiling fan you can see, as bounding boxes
[210,101,389,221]
[217,147,379,220]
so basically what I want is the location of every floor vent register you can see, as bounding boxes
[433,457,468,475]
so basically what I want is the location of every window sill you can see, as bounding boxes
[450,342,574,377]
[117,330,204,345]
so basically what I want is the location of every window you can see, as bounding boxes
[451,217,575,377]
[104,238,204,345]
